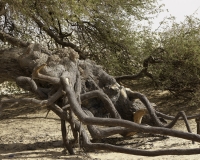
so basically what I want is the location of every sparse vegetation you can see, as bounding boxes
[1,0,200,158]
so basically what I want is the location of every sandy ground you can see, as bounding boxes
[1,109,200,160]
[1,93,200,160]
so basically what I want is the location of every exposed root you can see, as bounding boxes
[2,48,200,156]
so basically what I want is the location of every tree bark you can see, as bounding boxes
[1,43,200,156]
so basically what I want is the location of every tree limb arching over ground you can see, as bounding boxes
[1,37,200,156]
[1,0,200,157]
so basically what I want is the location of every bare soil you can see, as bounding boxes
[1,82,200,160]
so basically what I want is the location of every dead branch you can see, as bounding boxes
[115,55,162,83]
[81,90,121,119]
[126,90,194,129]
[2,44,200,157]
[31,15,86,59]
[60,76,200,142]
[81,131,200,156]
[156,110,200,120]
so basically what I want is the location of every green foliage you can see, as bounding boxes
[4,0,200,106]
[147,16,200,101]
[0,0,162,75]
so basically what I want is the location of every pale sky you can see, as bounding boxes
[152,0,200,30]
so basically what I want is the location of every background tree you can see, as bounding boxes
[1,0,200,157]
[0,0,162,75]
[134,16,200,106]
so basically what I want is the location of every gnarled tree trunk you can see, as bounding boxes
[1,43,200,156]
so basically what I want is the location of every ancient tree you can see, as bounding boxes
[1,0,200,157]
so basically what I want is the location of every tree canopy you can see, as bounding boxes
[3,0,200,157]
[0,0,162,75]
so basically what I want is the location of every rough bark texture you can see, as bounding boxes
[1,43,200,156]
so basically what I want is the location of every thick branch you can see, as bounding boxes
[60,77,200,143]
[0,87,64,111]
[32,15,86,59]
[156,110,200,120]
[115,68,151,81]
[82,131,200,156]
[16,76,48,98]
[81,90,121,119]
[49,105,200,156]
[82,108,140,139]
[32,64,60,84]
[115,55,161,83]
[61,119,75,154]
[126,90,195,128]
